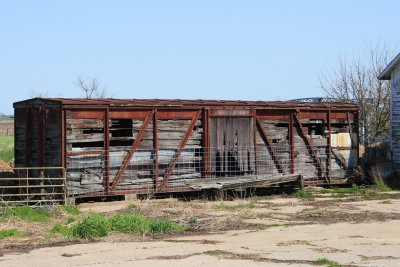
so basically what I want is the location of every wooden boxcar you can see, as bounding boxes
[14,98,359,198]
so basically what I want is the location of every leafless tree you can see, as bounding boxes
[75,74,109,98]
[29,90,49,98]
[320,45,392,146]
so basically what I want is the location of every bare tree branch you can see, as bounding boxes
[74,74,110,99]
[320,44,392,146]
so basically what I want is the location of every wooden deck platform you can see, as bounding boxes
[184,174,303,191]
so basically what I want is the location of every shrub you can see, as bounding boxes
[72,214,110,239]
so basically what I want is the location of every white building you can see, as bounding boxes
[379,53,400,164]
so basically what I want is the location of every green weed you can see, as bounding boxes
[110,214,150,234]
[13,206,50,222]
[371,181,391,192]
[71,214,110,239]
[66,217,75,224]
[331,192,346,198]
[51,224,71,236]
[321,184,359,194]
[189,218,198,224]
[215,199,257,211]
[109,214,185,234]
[60,205,80,216]
[149,219,186,233]
[315,257,341,266]
[127,204,137,209]
[0,135,14,162]
[0,228,20,240]
[295,190,314,200]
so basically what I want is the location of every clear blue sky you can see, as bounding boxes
[1,0,399,114]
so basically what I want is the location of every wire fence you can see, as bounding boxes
[0,167,66,206]
[67,145,355,196]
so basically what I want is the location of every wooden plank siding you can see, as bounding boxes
[391,65,400,163]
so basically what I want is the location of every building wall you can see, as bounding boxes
[391,65,400,163]
[14,100,62,169]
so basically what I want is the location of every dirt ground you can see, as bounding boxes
[1,189,400,266]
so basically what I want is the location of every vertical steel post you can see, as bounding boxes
[289,112,295,174]
[104,108,110,194]
[253,109,258,175]
[203,109,210,179]
[61,109,66,169]
[327,110,332,180]
[25,107,31,167]
[153,109,159,192]
[39,107,45,168]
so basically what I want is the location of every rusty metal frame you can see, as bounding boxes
[289,112,295,174]
[109,110,155,191]
[203,108,211,179]
[39,107,45,168]
[255,117,283,173]
[104,108,110,193]
[159,110,201,191]
[327,110,332,179]
[153,109,159,192]
[253,110,258,175]
[293,113,330,183]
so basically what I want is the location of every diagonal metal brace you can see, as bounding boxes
[110,110,154,191]
[255,118,284,173]
[293,113,330,184]
[159,110,201,191]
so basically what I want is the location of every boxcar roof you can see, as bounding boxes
[14,97,358,110]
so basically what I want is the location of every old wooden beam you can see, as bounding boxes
[255,117,284,173]
[293,113,330,184]
[159,110,201,191]
[109,110,155,191]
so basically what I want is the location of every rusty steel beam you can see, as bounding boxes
[104,108,110,194]
[109,110,150,119]
[289,113,294,174]
[67,110,104,119]
[327,110,332,180]
[355,110,360,166]
[253,110,258,175]
[61,109,66,169]
[25,107,31,167]
[202,109,210,178]
[153,110,159,192]
[331,148,347,170]
[157,110,200,119]
[39,107,45,167]
[255,118,283,174]
[159,110,201,191]
[208,114,254,117]
[293,113,329,184]
[109,110,155,191]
